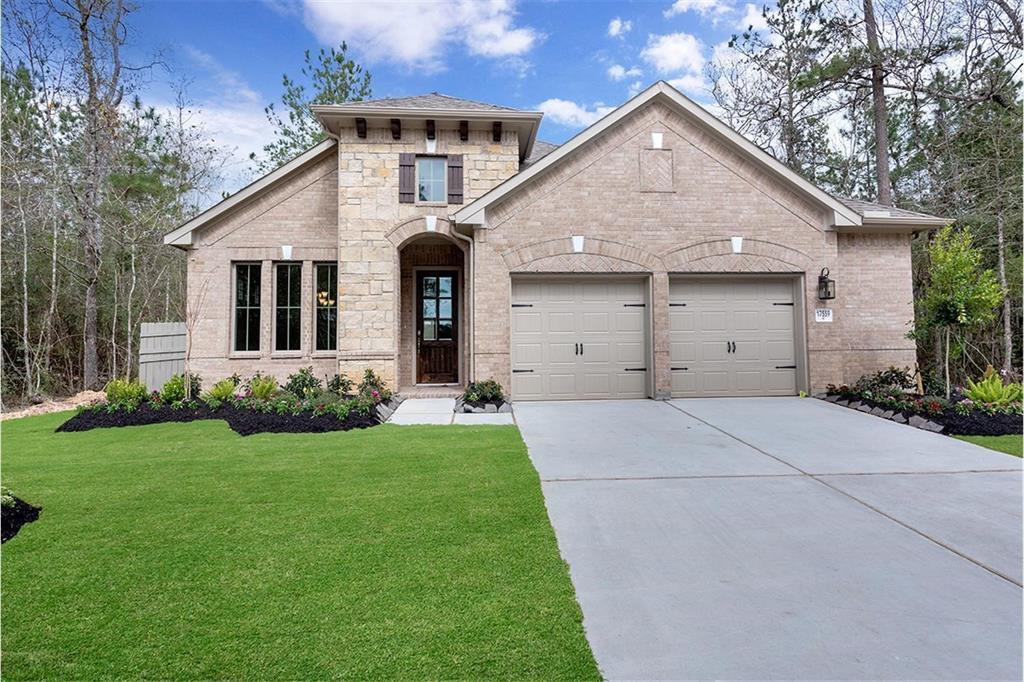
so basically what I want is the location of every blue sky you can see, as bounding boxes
[129,0,766,193]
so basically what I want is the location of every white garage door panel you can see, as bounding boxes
[670,278,797,397]
[512,278,648,400]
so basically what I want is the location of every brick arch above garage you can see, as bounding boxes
[662,238,813,272]
[502,237,664,272]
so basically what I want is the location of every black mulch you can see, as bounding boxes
[459,399,510,411]
[56,403,380,437]
[2,496,41,543]
[829,394,1022,436]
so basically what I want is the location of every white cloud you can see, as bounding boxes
[640,32,705,74]
[607,17,632,37]
[302,0,541,69]
[607,64,643,81]
[736,3,769,31]
[537,98,615,127]
[667,73,709,96]
[628,80,645,97]
[663,0,732,18]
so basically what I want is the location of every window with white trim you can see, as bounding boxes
[416,156,446,202]
[315,263,338,352]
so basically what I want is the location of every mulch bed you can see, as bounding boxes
[56,403,380,437]
[829,394,1022,436]
[2,496,41,543]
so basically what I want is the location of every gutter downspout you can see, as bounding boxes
[448,218,474,384]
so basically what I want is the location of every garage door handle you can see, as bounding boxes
[772,302,794,306]
[623,303,645,307]
[775,365,796,369]
[669,303,687,307]
[671,367,688,371]
[624,367,647,372]
[511,303,533,308]
[512,369,534,373]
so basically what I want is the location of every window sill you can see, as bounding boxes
[415,202,449,207]
[270,351,304,359]
[311,351,337,359]
[229,351,262,359]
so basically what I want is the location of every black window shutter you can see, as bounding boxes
[447,154,463,204]
[399,153,415,203]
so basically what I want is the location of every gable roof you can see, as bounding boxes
[522,140,560,168]
[164,138,337,247]
[453,81,945,231]
[331,92,521,112]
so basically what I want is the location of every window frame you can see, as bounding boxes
[313,262,338,353]
[415,155,447,204]
[232,262,262,354]
[273,262,303,353]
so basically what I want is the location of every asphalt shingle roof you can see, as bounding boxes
[336,92,522,112]
[522,140,560,167]
[836,196,944,221]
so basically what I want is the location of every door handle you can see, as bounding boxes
[731,341,736,353]
[726,341,731,354]
[575,343,579,356]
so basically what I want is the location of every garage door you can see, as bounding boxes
[669,278,798,397]
[511,278,648,400]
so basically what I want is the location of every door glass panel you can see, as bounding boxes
[438,319,453,340]
[422,299,436,318]
[439,277,452,297]
[423,319,437,341]
[439,299,452,318]
[423,277,437,297]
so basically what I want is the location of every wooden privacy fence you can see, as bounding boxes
[138,322,186,390]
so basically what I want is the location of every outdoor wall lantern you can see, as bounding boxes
[817,267,836,300]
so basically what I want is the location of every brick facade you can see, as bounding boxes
[182,97,916,397]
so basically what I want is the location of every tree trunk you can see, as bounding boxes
[944,326,951,399]
[863,0,893,205]
[996,214,1014,376]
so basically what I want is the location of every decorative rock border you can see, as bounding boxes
[375,396,404,423]
[819,394,944,433]
[454,397,513,414]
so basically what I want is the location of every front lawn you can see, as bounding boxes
[1,413,598,679]
[955,434,1023,457]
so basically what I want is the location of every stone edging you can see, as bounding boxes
[454,397,513,414]
[818,395,944,433]
[375,396,405,423]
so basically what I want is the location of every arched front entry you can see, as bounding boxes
[397,234,466,388]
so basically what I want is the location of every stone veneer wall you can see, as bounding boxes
[335,125,519,386]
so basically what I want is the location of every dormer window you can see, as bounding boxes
[416,156,446,203]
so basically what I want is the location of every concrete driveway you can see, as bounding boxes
[515,398,1023,680]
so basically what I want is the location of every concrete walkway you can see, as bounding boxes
[516,398,1023,680]
[389,398,514,425]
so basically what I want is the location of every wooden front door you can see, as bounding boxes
[417,271,458,384]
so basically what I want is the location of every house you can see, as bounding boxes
[163,81,946,400]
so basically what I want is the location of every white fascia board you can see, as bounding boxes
[163,138,337,248]
[454,81,864,228]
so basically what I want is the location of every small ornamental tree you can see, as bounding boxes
[917,226,1003,398]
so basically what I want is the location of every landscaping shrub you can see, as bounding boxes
[965,366,1023,406]
[161,373,201,403]
[853,366,915,393]
[104,378,147,408]
[464,379,504,404]
[284,367,322,398]
[357,369,391,403]
[247,374,279,400]
[327,373,354,396]
[203,379,237,408]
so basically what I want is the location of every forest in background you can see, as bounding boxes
[1,0,1020,404]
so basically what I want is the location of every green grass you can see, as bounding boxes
[1,413,598,680]
[954,433,1023,457]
